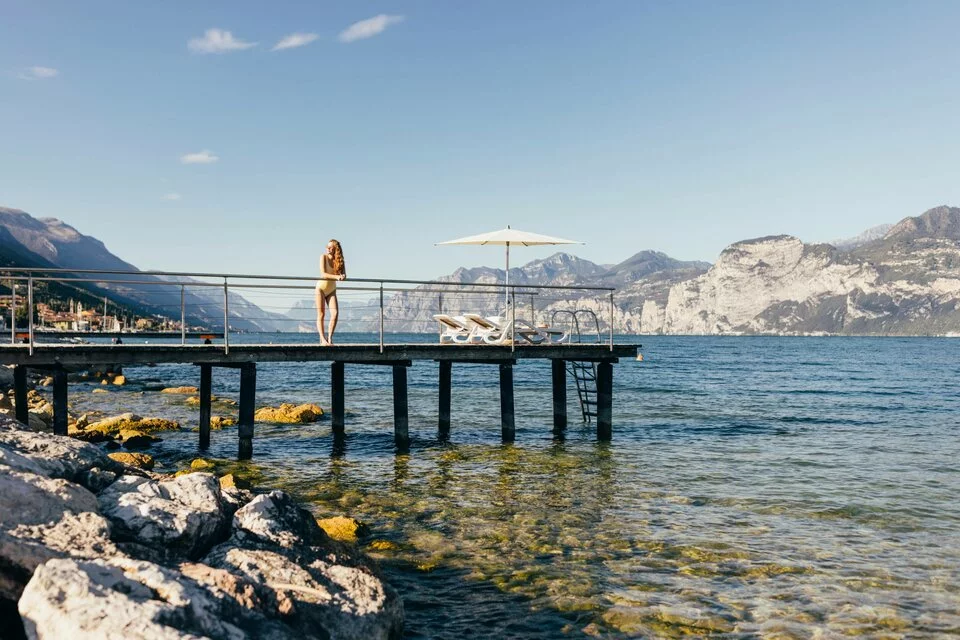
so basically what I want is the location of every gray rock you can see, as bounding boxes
[19,557,298,639]
[0,470,99,529]
[0,414,121,492]
[97,473,228,559]
[207,546,403,640]
[0,470,114,601]
[232,490,327,549]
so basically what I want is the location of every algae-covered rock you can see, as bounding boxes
[92,388,108,394]
[191,458,216,471]
[161,386,198,394]
[107,452,155,470]
[317,516,366,543]
[112,375,126,386]
[211,416,236,429]
[254,403,324,424]
[219,473,236,489]
[87,413,180,436]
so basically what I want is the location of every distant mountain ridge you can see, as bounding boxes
[0,206,284,331]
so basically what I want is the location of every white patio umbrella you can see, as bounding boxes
[436,226,583,311]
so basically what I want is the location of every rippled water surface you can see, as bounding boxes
[66,335,960,638]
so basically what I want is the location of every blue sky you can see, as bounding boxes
[2,0,960,282]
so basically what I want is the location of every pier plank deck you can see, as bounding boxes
[0,343,638,366]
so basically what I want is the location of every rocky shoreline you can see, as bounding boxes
[0,409,404,638]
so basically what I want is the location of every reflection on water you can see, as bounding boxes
[64,335,960,637]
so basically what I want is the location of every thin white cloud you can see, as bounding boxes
[18,66,59,80]
[273,32,319,51]
[188,28,257,54]
[162,193,182,201]
[338,15,404,43]
[180,150,219,165]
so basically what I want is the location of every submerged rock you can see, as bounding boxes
[161,386,198,394]
[191,458,216,471]
[317,516,366,543]
[118,429,160,449]
[255,403,324,424]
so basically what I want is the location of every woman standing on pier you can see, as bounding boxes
[316,239,346,345]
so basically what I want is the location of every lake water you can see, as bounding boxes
[64,335,960,638]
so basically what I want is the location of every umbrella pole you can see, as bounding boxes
[505,242,510,315]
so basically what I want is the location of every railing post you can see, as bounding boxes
[530,294,535,326]
[438,293,443,342]
[27,275,33,356]
[223,277,229,355]
[609,291,614,351]
[180,284,186,345]
[379,282,384,353]
[510,288,516,353]
[10,280,15,345]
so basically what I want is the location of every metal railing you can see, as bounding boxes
[0,267,619,354]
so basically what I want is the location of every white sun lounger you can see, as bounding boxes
[462,313,557,345]
[433,314,477,344]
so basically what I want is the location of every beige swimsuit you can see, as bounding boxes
[317,256,337,297]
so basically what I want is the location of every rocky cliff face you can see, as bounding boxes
[637,207,960,335]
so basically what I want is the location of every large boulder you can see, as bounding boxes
[254,403,324,424]
[18,557,298,639]
[206,547,403,640]
[203,490,404,639]
[231,490,327,550]
[97,473,228,560]
[0,469,115,602]
[0,415,120,491]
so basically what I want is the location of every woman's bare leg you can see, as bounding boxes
[327,292,339,345]
[315,287,329,345]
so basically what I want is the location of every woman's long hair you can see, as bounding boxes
[329,239,346,277]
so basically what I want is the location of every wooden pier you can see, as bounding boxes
[0,342,638,458]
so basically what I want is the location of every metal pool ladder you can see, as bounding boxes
[551,309,602,423]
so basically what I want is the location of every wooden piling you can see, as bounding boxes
[238,363,256,460]
[499,363,515,443]
[331,361,345,436]
[14,365,27,425]
[551,359,567,437]
[52,368,67,436]
[438,360,451,439]
[198,364,212,449]
[597,361,613,441]
[393,364,409,450]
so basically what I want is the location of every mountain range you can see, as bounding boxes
[2,204,960,336]
[0,207,284,331]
